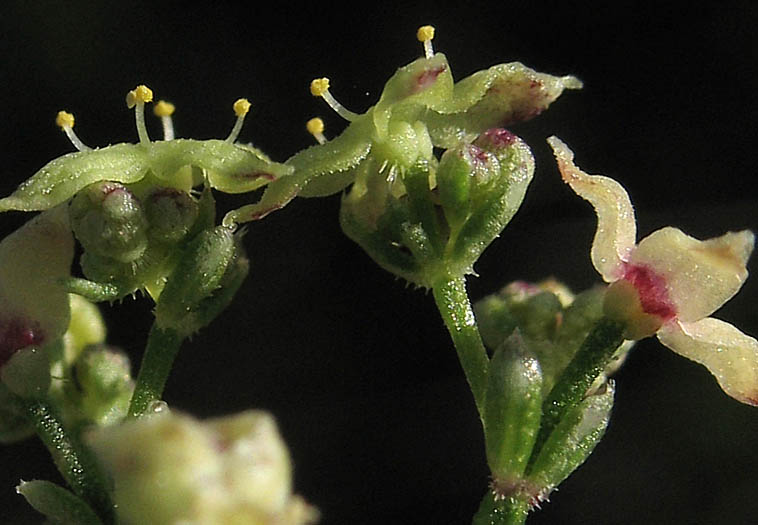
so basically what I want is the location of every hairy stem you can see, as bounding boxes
[22,398,113,523]
[529,317,624,464]
[432,275,490,419]
[127,324,183,418]
[473,490,530,525]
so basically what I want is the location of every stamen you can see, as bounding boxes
[306,117,326,144]
[310,77,359,122]
[55,111,91,151]
[225,98,251,143]
[416,25,435,59]
[153,100,176,141]
[126,84,154,146]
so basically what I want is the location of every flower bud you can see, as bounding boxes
[17,480,102,525]
[144,186,200,244]
[154,226,248,336]
[72,344,134,426]
[88,410,317,525]
[69,181,148,263]
[484,332,543,480]
[527,381,615,501]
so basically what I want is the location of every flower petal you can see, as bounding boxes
[657,318,758,406]
[547,137,636,281]
[632,228,753,322]
[1,205,74,359]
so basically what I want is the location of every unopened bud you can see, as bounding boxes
[69,182,148,263]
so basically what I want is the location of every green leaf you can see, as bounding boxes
[17,479,103,525]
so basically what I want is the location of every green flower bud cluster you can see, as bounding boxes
[473,280,631,509]
[341,128,534,288]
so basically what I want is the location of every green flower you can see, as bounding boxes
[0,88,291,214]
[225,25,580,225]
[1,87,280,300]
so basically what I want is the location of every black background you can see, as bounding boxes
[1,2,757,524]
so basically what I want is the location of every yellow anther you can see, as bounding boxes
[310,78,330,97]
[55,111,75,129]
[153,100,176,117]
[306,117,326,144]
[233,98,251,117]
[55,110,90,151]
[126,84,154,108]
[309,77,359,122]
[306,117,324,136]
[416,25,435,42]
[417,25,436,59]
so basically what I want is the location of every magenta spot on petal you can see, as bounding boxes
[464,145,493,169]
[622,264,677,321]
[412,65,446,94]
[238,172,276,182]
[477,128,517,149]
[1,317,44,368]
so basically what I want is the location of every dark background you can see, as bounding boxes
[2,2,757,524]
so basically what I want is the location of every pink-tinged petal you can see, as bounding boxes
[0,205,73,365]
[658,319,758,406]
[547,137,636,282]
[631,228,754,322]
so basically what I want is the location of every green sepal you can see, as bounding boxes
[484,332,543,479]
[0,140,291,213]
[427,62,582,148]
[17,479,103,525]
[527,381,614,497]
[0,144,148,212]
[154,225,246,337]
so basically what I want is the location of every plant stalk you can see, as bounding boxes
[432,275,490,419]
[22,398,114,523]
[127,324,183,418]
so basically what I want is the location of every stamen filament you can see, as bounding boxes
[55,111,91,151]
[153,100,176,141]
[126,85,154,146]
[310,78,359,122]
[417,25,435,59]
[306,117,327,144]
[225,98,251,143]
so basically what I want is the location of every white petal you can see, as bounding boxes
[658,318,758,406]
[547,136,636,281]
[0,205,73,345]
[632,228,753,322]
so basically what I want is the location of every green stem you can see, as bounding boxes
[127,324,183,418]
[22,398,114,523]
[473,491,530,525]
[432,275,489,419]
[529,317,624,464]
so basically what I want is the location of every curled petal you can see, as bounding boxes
[548,137,636,281]
[657,318,758,406]
[632,228,754,322]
